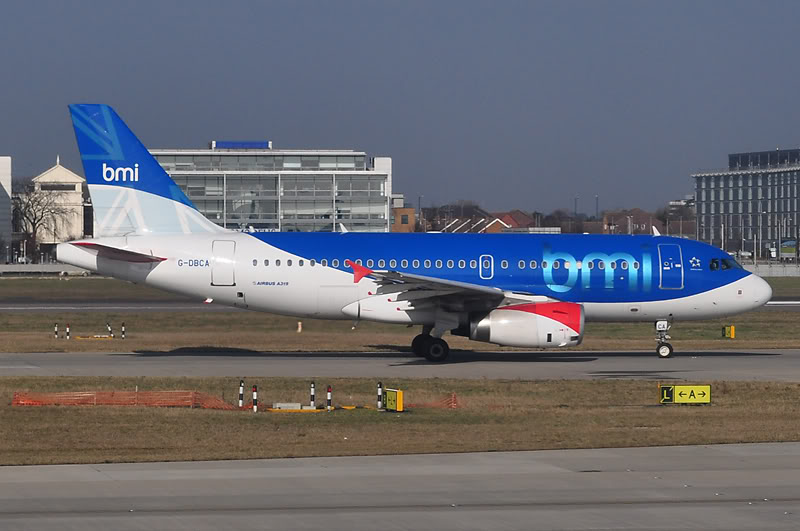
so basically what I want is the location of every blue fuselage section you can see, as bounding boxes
[251,232,749,304]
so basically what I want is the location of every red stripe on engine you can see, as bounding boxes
[496,302,582,333]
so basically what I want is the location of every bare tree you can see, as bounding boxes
[12,184,71,262]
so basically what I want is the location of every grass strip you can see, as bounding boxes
[1,376,798,466]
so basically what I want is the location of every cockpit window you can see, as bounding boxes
[722,258,743,270]
[709,258,720,271]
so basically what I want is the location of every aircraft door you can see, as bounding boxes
[211,240,236,286]
[658,244,684,289]
[479,254,494,280]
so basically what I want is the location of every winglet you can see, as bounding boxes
[345,259,372,283]
[652,225,661,236]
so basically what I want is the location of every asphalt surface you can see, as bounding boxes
[2,348,800,380]
[0,444,798,530]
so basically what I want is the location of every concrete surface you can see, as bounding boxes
[2,348,800,380]
[0,444,798,530]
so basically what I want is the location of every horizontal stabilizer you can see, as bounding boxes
[71,242,166,263]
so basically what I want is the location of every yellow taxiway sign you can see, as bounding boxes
[660,385,711,404]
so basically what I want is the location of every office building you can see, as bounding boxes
[150,142,393,232]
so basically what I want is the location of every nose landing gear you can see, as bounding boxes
[655,320,673,358]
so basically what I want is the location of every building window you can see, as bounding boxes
[40,184,76,191]
[401,214,409,225]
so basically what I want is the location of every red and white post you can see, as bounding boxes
[310,382,316,409]
[377,381,383,410]
[252,385,258,413]
[238,380,244,408]
[326,385,332,412]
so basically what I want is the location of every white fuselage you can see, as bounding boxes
[57,232,771,325]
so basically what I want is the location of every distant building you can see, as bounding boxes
[602,209,663,235]
[692,148,799,252]
[31,161,85,251]
[423,204,509,233]
[0,157,10,262]
[150,142,393,232]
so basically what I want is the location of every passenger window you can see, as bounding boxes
[413,259,420,268]
[401,259,408,268]
[435,259,443,268]
[530,260,537,269]
[553,261,560,270]
[288,259,293,266]
[458,260,466,268]
[367,259,374,268]
[564,261,571,269]
[447,260,454,268]
[331,259,338,267]
[299,260,304,267]
[621,261,628,270]
[252,259,257,266]
[310,259,315,267]
[633,261,639,270]
[470,260,477,268]
[424,259,432,268]
[588,261,594,270]
[518,260,525,269]
[541,261,548,268]
[321,259,327,266]
[264,259,269,266]
[710,258,720,271]
[598,261,604,270]
[356,259,362,266]
[500,260,508,269]
[576,261,582,269]
[389,259,397,268]
[276,259,282,266]
[610,262,616,270]
[378,259,385,268]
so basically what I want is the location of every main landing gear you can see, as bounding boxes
[655,320,673,359]
[411,325,451,362]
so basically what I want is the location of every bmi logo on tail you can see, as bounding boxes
[102,162,139,182]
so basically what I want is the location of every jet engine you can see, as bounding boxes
[455,302,584,348]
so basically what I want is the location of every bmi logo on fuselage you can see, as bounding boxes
[102,162,139,182]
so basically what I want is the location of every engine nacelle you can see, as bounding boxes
[463,302,584,348]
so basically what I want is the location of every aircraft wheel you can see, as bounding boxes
[411,334,428,356]
[657,342,673,359]
[423,337,450,362]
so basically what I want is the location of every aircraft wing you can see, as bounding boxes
[344,260,549,313]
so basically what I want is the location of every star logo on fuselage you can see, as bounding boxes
[689,256,702,269]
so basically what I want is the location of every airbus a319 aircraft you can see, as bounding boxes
[58,104,772,362]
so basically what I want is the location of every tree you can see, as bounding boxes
[12,183,71,262]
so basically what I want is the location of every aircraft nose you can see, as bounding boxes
[748,274,772,307]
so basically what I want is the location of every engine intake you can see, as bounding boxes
[461,302,584,348]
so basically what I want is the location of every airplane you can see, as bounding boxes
[57,104,773,362]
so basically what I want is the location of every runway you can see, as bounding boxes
[0,443,798,530]
[2,348,800,380]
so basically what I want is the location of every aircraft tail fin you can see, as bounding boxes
[68,104,224,236]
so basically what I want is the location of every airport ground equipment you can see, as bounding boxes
[384,388,404,412]
[722,325,736,338]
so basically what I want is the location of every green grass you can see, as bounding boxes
[2,376,799,465]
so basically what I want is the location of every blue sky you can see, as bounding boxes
[2,0,800,213]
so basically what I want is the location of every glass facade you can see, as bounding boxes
[151,149,390,232]
[693,153,799,251]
